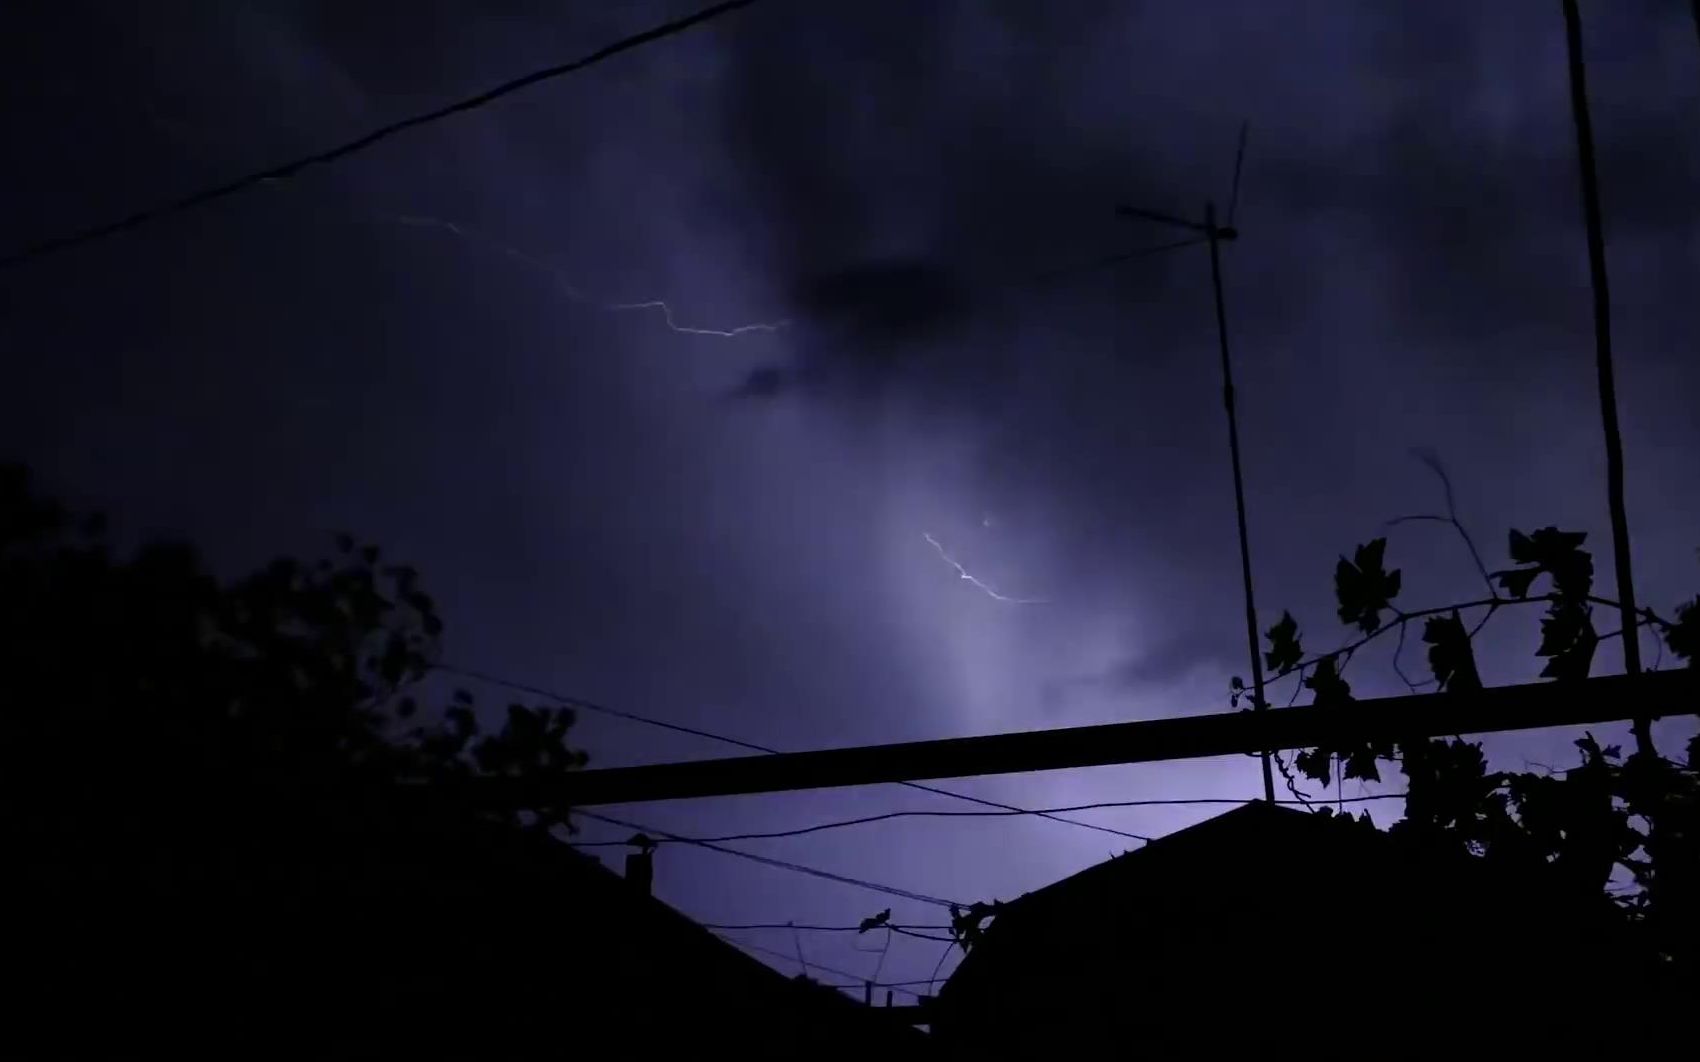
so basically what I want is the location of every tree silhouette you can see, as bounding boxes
[4,461,587,877]
[1253,496,1698,975]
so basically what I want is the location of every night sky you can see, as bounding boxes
[4,1,1697,995]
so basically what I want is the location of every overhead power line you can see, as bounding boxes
[0,0,762,273]
[439,663,1148,843]
[574,808,962,909]
[1029,235,1207,285]
[713,935,940,996]
[440,663,778,755]
[702,922,952,933]
[703,922,957,942]
[570,793,1406,847]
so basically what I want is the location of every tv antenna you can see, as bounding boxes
[1115,123,1276,803]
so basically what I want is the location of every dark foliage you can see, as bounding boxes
[3,463,591,909]
[1262,520,1698,976]
[1335,537,1402,633]
[1422,611,1482,692]
[5,462,603,1051]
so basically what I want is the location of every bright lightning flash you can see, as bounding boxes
[388,214,789,339]
[922,532,1047,605]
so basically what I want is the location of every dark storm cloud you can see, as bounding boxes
[797,258,967,345]
[719,0,1697,406]
[1039,623,1235,718]
[730,256,969,399]
[1250,0,1700,352]
[717,1,1219,409]
[705,0,1697,725]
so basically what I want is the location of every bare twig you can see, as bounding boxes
[1265,593,1664,691]
[1271,749,1314,806]
[1389,449,1497,595]
[1390,619,1425,693]
[1334,647,1358,679]
[1590,598,1672,631]
[1268,597,1499,685]
[1466,600,1500,639]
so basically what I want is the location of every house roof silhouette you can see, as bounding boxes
[930,801,1655,1053]
[20,780,927,1056]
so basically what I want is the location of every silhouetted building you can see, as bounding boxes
[19,784,924,1056]
[929,801,1660,1054]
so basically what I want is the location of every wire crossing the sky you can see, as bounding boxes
[439,663,1150,843]
[712,935,943,997]
[569,793,1406,847]
[574,808,963,909]
[693,917,958,924]
[0,0,763,272]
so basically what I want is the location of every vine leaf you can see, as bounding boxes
[1295,747,1332,786]
[1335,538,1402,633]
[1341,744,1386,783]
[1510,527,1587,567]
[1398,738,1509,844]
[1264,611,1303,675]
[1303,655,1353,708]
[1423,612,1482,692]
[1293,659,1385,785]
[1493,527,1593,602]
[1537,602,1599,681]
[1494,566,1541,600]
[1667,597,1699,664]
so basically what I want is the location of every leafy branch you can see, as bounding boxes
[1248,470,1699,970]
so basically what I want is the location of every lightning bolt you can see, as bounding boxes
[922,532,1047,605]
[386,214,789,339]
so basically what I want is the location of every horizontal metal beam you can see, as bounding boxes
[492,671,1696,807]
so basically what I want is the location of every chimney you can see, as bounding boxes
[624,833,656,895]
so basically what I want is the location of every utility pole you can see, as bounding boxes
[1116,127,1276,803]
[1560,0,1651,757]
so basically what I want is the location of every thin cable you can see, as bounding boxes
[1029,236,1205,285]
[568,794,1406,846]
[703,922,957,943]
[0,0,762,272]
[440,663,775,754]
[927,939,957,991]
[891,926,958,943]
[575,808,961,909]
[697,917,952,924]
[714,935,934,997]
[439,663,1149,843]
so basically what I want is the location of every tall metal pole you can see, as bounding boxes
[1561,0,1650,757]
[1205,200,1275,803]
